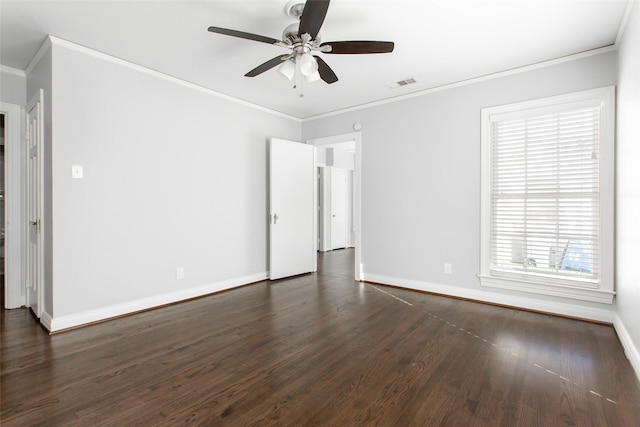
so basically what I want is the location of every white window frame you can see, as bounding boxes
[479,86,615,304]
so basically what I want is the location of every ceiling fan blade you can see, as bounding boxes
[298,0,330,39]
[245,56,285,77]
[314,56,338,84]
[208,26,281,45]
[321,41,395,54]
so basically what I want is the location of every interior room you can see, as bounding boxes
[1,0,639,424]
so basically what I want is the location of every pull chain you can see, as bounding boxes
[289,59,305,98]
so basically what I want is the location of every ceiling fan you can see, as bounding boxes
[207,0,394,86]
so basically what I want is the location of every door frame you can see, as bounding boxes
[317,166,330,252]
[1,101,24,309]
[307,132,362,281]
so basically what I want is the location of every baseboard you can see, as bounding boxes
[613,313,640,383]
[363,273,615,323]
[40,310,53,333]
[47,272,268,332]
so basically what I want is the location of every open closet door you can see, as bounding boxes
[269,138,316,280]
[26,90,44,318]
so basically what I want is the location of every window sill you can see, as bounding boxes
[478,274,615,304]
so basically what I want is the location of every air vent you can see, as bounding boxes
[387,77,417,89]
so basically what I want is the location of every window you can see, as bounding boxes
[480,87,615,303]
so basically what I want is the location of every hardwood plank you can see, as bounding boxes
[2,249,639,426]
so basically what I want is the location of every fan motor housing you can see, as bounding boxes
[282,23,300,43]
[282,22,321,46]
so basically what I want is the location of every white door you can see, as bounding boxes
[269,138,316,280]
[26,90,44,318]
[330,167,347,249]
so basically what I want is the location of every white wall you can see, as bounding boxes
[317,146,355,170]
[35,38,300,330]
[330,148,355,171]
[615,1,640,378]
[0,66,26,105]
[303,50,618,321]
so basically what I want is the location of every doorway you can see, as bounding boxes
[317,162,354,251]
[0,114,5,307]
[307,132,362,281]
[1,101,23,310]
[329,167,348,250]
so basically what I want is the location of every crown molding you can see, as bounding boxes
[614,0,636,46]
[25,36,52,76]
[302,45,617,122]
[45,36,301,122]
[0,64,26,78]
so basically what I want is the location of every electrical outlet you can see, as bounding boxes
[72,164,83,179]
[444,263,452,275]
[176,267,184,280]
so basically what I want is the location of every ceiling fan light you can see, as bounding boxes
[305,70,321,83]
[277,59,295,81]
[299,53,318,77]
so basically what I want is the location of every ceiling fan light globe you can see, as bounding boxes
[299,53,318,76]
[305,70,321,83]
[277,59,295,81]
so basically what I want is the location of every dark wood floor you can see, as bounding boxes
[2,249,639,426]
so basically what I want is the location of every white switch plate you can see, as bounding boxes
[72,165,83,179]
[176,267,184,280]
[444,263,452,275]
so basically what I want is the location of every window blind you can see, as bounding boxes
[490,106,600,283]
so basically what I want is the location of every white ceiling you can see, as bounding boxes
[0,0,630,119]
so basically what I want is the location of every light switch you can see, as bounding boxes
[72,165,83,179]
[444,263,452,275]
